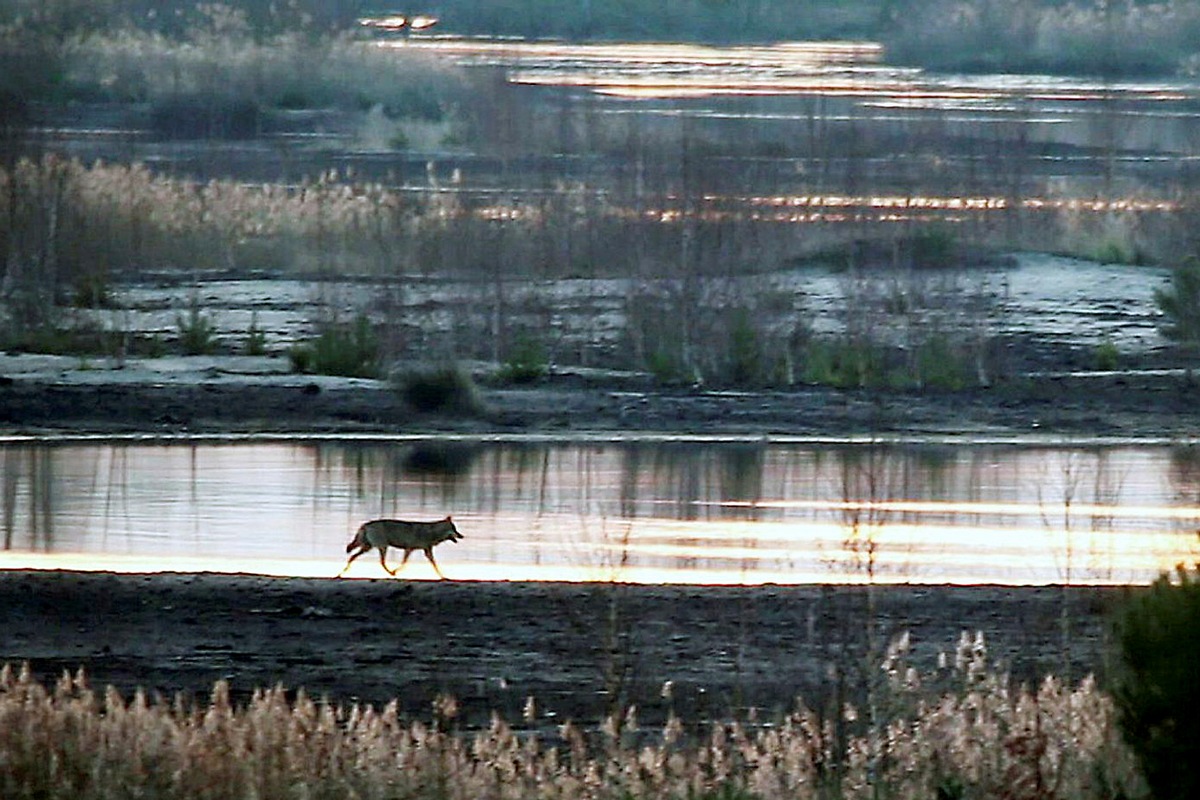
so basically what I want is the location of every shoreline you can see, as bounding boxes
[1,365,1198,442]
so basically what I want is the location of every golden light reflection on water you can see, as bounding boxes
[392,36,1196,107]
[462,192,1180,230]
[1,513,1190,585]
[1,441,1197,585]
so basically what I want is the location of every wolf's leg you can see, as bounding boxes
[378,546,399,576]
[338,547,368,577]
[424,548,448,579]
[392,549,414,576]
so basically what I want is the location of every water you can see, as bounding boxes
[393,36,1200,146]
[2,438,1197,585]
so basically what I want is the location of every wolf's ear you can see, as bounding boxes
[445,515,452,522]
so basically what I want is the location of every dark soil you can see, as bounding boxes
[0,367,1197,440]
[0,571,1129,729]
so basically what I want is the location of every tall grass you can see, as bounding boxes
[0,637,1141,800]
[12,3,465,118]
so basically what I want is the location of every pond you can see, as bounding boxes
[2,437,1196,584]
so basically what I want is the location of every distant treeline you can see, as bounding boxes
[3,0,1198,75]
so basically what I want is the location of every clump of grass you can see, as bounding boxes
[1,323,106,356]
[497,333,548,384]
[1154,258,1200,344]
[910,225,959,269]
[289,314,379,378]
[799,334,981,392]
[244,311,268,356]
[396,361,483,414]
[0,638,1140,800]
[1095,338,1120,370]
[801,338,885,389]
[175,302,219,355]
[725,309,764,386]
[646,349,687,384]
[913,335,971,390]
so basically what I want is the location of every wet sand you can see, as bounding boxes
[0,570,1126,727]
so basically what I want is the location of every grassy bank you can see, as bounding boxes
[0,649,1140,800]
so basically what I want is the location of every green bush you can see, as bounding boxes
[397,362,483,415]
[497,333,547,384]
[911,226,958,269]
[2,324,114,356]
[1154,259,1200,343]
[914,336,970,391]
[647,349,688,385]
[244,311,267,356]
[176,304,219,355]
[1095,339,1120,371]
[725,310,764,387]
[289,314,379,378]
[801,338,884,389]
[1112,565,1200,800]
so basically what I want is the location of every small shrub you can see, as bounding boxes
[176,304,219,355]
[3,324,98,356]
[725,310,763,387]
[647,349,688,385]
[290,314,379,378]
[388,130,410,150]
[397,362,483,415]
[498,333,547,384]
[1112,565,1200,800]
[911,226,958,269]
[1154,258,1200,343]
[70,273,114,309]
[288,344,312,373]
[1095,339,1120,371]
[914,336,969,391]
[801,338,884,389]
[244,311,267,356]
[1092,239,1140,266]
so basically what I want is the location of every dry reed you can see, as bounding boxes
[0,631,1142,800]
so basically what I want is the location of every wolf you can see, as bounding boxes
[339,516,463,579]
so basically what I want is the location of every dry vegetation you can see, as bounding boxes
[0,149,1184,384]
[0,629,1143,800]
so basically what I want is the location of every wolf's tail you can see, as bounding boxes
[346,524,367,553]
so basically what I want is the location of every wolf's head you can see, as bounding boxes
[438,515,464,545]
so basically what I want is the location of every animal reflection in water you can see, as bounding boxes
[339,516,463,579]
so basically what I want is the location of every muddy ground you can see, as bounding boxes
[0,360,1197,440]
[0,570,1127,729]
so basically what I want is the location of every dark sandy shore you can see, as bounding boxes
[0,570,1127,728]
[0,365,1197,440]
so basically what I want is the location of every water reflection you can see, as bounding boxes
[1,440,1196,585]
[395,37,1197,109]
